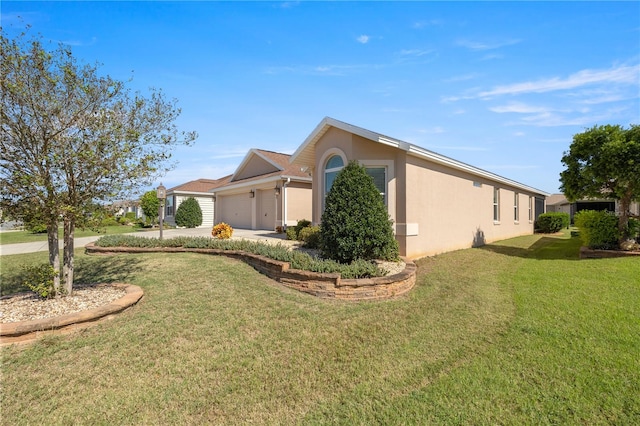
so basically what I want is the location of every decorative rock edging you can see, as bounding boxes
[0,284,143,346]
[85,243,416,301]
[580,246,640,259]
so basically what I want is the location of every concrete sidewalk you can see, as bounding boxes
[0,227,288,256]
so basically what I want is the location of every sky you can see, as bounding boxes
[2,1,639,195]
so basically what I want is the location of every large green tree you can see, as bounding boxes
[0,28,197,295]
[140,190,161,225]
[560,124,640,242]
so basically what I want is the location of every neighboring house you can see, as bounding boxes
[165,179,220,228]
[290,117,549,259]
[211,149,312,230]
[110,200,142,219]
[546,194,640,220]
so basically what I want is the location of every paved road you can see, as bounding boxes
[0,227,288,256]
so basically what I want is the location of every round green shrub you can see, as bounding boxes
[320,161,399,263]
[175,197,203,228]
[22,264,58,299]
[299,225,321,248]
[574,210,620,249]
[535,212,570,233]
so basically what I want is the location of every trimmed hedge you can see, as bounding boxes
[320,161,399,263]
[536,212,570,233]
[94,235,385,279]
[574,210,620,250]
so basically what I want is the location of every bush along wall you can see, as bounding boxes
[574,210,620,250]
[536,212,570,233]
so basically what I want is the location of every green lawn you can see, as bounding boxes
[1,231,638,424]
[0,225,141,245]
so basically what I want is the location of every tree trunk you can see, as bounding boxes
[62,217,75,295]
[619,194,631,243]
[47,220,61,296]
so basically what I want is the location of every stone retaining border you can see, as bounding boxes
[0,284,143,346]
[85,243,416,301]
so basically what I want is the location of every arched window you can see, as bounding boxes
[324,155,344,197]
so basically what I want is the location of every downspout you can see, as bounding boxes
[282,177,290,229]
[212,192,216,226]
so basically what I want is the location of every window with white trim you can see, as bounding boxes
[514,192,519,222]
[528,196,533,222]
[166,195,175,217]
[493,187,500,222]
[324,155,344,197]
[365,167,387,204]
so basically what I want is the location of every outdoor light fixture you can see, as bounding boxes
[249,190,255,198]
[157,183,166,240]
[274,186,281,196]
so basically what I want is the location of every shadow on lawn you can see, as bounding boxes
[479,235,581,261]
[1,256,144,296]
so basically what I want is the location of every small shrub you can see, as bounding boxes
[101,216,120,227]
[285,227,298,241]
[299,225,321,248]
[294,219,311,235]
[212,222,233,239]
[175,197,203,228]
[22,264,58,299]
[119,212,137,225]
[536,212,570,233]
[574,210,620,250]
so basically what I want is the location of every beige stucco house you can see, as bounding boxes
[210,149,312,230]
[166,150,312,230]
[291,117,549,259]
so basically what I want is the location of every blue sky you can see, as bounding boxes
[2,1,639,194]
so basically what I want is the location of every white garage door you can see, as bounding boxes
[218,193,252,229]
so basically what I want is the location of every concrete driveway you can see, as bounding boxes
[0,227,288,256]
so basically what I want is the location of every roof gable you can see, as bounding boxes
[231,149,285,181]
[291,117,549,196]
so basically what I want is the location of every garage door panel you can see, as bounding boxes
[257,189,275,230]
[218,194,251,229]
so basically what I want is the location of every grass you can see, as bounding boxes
[1,230,638,424]
[0,225,142,245]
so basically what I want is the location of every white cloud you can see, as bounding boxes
[357,35,370,44]
[456,38,522,51]
[399,49,434,57]
[477,64,640,99]
[489,102,551,114]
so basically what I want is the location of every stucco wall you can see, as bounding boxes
[403,156,535,258]
[285,183,312,227]
[310,127,542,260]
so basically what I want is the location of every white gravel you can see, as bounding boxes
[0,284,126,323]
